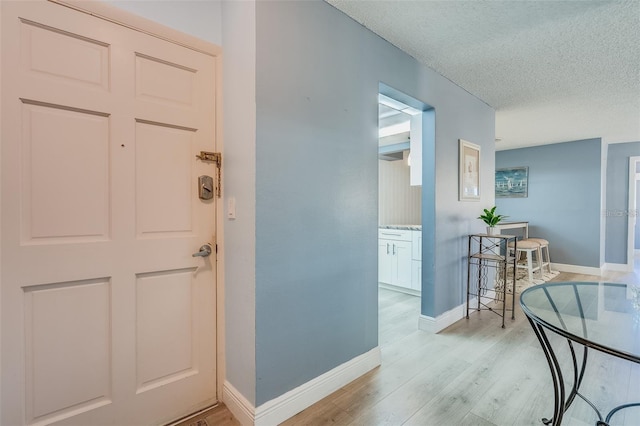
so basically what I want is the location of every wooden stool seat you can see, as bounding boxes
[527,238,548,245]
[509,240,540,250]
[508,239,543,284]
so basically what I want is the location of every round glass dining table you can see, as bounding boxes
[520,281,640,426]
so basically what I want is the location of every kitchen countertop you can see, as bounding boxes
[379,225,422,231]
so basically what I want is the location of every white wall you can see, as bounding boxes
[220,0,257,407]
[104,0,258,407]
[378,155,421,225]
[103,0,222,45]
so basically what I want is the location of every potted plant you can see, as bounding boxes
[478,206,508,235]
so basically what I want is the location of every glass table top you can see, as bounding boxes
[520,282,640,363]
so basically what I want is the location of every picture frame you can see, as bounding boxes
[495,166,528,198]
[459,139,481,201]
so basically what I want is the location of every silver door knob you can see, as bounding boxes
[192,243,212,257]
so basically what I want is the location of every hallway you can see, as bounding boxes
[283,273,640,425]
[192,269,640,425]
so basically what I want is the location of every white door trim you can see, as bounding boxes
[34,0,227,409]
[50,0,221,57]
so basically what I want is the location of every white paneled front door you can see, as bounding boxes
[1,1,219,424]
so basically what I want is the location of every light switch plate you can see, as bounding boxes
[227,197,236,219]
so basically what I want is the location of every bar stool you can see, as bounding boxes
[527,238,552,274]
[508,239,542,284]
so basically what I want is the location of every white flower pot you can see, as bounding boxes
[487,226,500,236]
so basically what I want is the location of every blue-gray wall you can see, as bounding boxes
[636,182,640,250]
[496,139,602,267]
[97,0,496,410]
[254,1,494,405]
[636,159,640,250]
[62,1,640,409]
[606,142,640,263]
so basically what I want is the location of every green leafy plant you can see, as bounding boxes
[478,206,508,227]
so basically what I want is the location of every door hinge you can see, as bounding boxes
[196,151,222,198]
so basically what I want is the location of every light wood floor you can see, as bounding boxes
[173,403,239,426]
[198,266,640,426]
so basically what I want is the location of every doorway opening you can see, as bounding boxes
[378,94,422,295]
[377,84,434,345]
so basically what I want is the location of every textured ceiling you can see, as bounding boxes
[327,0,640,150]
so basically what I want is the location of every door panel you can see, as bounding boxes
[136,269,197,392]
[21,100,111,243]
[1,1,219,425]
[25,279,112,421]
[135,121,195,236]
[21,18,110,91]
[135,53,196,107]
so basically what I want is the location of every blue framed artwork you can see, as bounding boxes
[496,167,528,198]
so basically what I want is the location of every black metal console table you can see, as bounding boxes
[520,282,640,426]
[466,234,517,328]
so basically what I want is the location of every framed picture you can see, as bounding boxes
[496,167,528,198]
[459,139,480,201]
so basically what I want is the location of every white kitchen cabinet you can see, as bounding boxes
[378,239,412,290]
[412,230,422,260]
[411,260,422,291]
[393,240,412,287]
[378,228,418,294]
[379,229,412,241]
[378,239,393,284]
[411,230,422,291]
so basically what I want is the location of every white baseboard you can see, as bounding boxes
[602,262,633,272]
[418,301,467,333]
[222,347,381,426]
[378,282,420,297]
[418,261,608,336]
[222,381,255,426]
[550,262,602,276]
[255,347,381,425]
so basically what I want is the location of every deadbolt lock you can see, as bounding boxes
[195,151,222,198]
[198,175,214,200]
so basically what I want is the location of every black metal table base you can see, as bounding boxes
[543,398,640,426]
[526,286,640,426]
